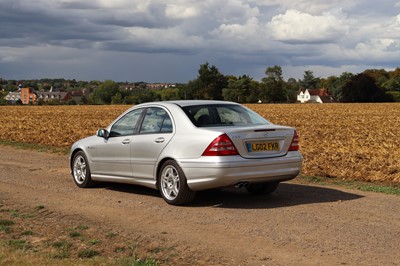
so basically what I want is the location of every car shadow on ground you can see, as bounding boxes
[96,182,364,209]
[98,182,161,197]
[193,183,364,209]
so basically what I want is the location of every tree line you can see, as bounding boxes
[1,63,400,105]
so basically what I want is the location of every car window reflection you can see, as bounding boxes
[109,109,143,137]
[139,107,173,134]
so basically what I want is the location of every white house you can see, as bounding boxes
[297,89,334,103]
[4,91,21,104]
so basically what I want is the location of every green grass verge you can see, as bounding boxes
[298,175,400,196]
[0,205,161,266]
[0,140,69,154]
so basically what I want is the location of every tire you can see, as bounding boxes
[159,160,195,205]
[72,151,94,188]
[246,182,279,195]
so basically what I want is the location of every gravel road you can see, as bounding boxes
[0,145,399,265]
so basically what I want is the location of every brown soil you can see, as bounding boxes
[1,145,400,265]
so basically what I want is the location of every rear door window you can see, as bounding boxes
[139,107,173,134]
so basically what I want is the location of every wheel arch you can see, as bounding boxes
[155,157,177,190]
[70,148,84,172]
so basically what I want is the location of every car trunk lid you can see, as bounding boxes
[223,125,297,159]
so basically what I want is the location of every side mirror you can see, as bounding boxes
[96,129,109,139]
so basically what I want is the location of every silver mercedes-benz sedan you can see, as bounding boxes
[70,100,302,205]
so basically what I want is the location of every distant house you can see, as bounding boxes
[4,91,21,104]
[297,88,334,103]
[20,88,37,105]
[36,91,72,103]
[70,90,86,104]
[3,87,75,105]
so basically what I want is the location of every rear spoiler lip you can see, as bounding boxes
[254,129,276,132]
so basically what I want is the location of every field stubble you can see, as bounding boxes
[0,103,399,183]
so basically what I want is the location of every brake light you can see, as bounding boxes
[289,130,300,151]
[202,134,239,156]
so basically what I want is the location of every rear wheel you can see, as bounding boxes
[246,182,279,195]
[159,160,195,205]
[72,151,94,188]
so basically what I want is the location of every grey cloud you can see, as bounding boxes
[0,0,400,82]
[59,1,101,10]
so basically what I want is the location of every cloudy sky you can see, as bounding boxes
[1,0,400,83]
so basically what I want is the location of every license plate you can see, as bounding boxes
[247,142,280,152]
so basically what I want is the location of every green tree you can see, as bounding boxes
[158,88,180,101]
[381,77,400,92]
[111,92,123,104]
[0,91,6,105]
[191,62,227,100]
[92,80,119,104]
[123,88,157,104]
[261,66,286,102]
[363,69,389,88]
[181,79,202,100]
[81,95,89,104]
[301,70,320,89]
[341,73,393,102]
[285,78,300,103]
[223,75,254,103]
[321,72,353,101]
[388,67,400,79]
[246,80,263,103]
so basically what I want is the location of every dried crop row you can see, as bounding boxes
[1,103,399,183]
[0,105,129,147]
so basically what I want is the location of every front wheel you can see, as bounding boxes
[246,182,279,195]
[159,160,195,205]
[72,151,94,188]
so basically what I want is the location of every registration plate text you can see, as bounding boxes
[247,142,280,152]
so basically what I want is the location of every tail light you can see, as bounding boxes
[202,134,239,156]
[289,130,300,151]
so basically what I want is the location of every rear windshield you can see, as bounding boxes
[181,104,270,127]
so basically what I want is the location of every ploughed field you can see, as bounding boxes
[1,103,399,183]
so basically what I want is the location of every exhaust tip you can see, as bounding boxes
[234,182,249,189]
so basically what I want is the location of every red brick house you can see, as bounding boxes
[20,88,37,105]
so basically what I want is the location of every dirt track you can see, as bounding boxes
[1,145,399,265]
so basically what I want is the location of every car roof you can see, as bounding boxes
[137,100,239,108]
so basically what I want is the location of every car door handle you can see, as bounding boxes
[122,139,130,144]
[155,137,165,143]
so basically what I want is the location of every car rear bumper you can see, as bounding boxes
[178,152,302,191]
